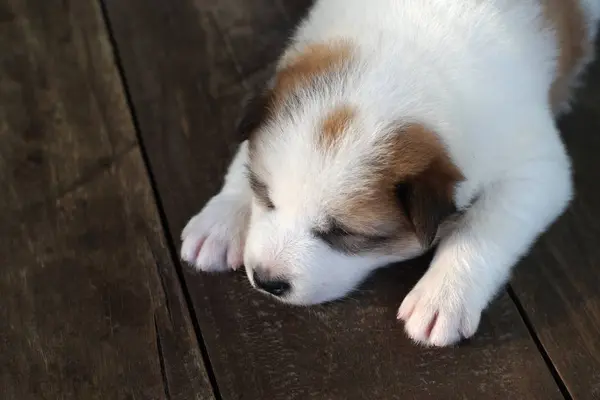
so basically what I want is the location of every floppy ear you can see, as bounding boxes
[235,89,273,140]
[391,125,463,247]
[395,161,460,246]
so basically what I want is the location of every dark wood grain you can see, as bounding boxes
[0,0,214,399]
[509,39,600,399]
[103,0,566,398]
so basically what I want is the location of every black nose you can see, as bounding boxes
[253,270,290,297]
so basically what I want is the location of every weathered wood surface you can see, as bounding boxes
[510,38,600,399]
[0,0,214,399]
[102,0,567,398]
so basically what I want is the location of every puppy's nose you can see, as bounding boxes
[252,269,290,297]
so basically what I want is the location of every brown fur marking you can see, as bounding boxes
[540,0,590,110]
[332,124,463,248]
[273,41,353,100]
[320,105,356,148]
[247,42,355,151]
[245,42,354,148]
[388,124,464,198]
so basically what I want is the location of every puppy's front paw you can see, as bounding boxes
[180,193,250,272]
[397,271,482,347]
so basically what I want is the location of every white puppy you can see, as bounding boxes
[181,0,600,346]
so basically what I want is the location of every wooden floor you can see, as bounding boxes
[1,0,599,399]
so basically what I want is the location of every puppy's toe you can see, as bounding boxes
[398,272,482,347]
[180,194,249,272]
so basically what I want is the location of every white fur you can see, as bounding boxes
[181,141,250,271]
[182,0,600,346]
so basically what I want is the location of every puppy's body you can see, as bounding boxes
[181,0,600,346]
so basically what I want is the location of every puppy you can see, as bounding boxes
[181,0,600,346]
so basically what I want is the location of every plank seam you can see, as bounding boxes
[507,285,573,400]
[96,1,223,399]
[154,314,172,400]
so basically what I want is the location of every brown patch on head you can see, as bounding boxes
[273,41,354,101]
[539,0,592,110]
[331,124,463,251]
[241,41,354,150]
[320,104,356,149]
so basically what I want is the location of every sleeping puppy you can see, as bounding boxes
[181,0,600,346]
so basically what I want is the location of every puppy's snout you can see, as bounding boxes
[252,268,290,297]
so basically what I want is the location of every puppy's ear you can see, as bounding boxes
[236,89,273,140]
[395,163,460,246]
[391,126,463,246]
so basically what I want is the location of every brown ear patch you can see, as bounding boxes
[539,0,590,110]
[273,41,354,100]
[388,125,463,194]
[388,124,463,245]
[320,104,356,149]
[330,124,463,248]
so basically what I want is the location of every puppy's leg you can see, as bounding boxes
[181,141,251,271]
[398,121,573,347]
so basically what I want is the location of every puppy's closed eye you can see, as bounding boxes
[313,218,390,254]
[247,168,275,209]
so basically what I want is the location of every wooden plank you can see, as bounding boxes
[102,0,565,398]
[510,38,600,399]
[0,0,214,399]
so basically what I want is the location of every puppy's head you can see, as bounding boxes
[240,42,463,305]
